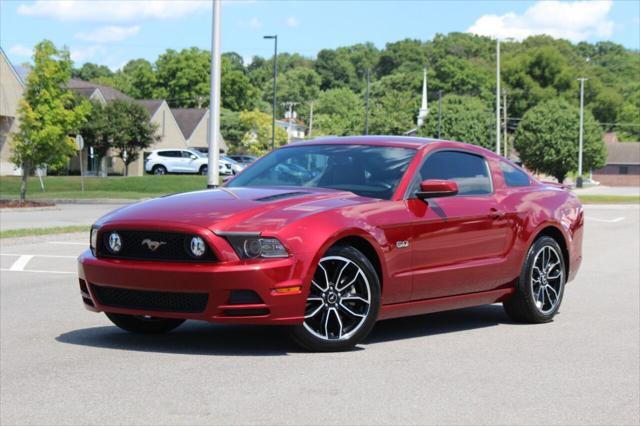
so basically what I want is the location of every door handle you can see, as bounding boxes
[489,208,506,219]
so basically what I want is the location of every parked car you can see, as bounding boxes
[228,154,257,166]
[221,155,244,174]
[193,148,236,175]
[79,136,583,351]
[145,149,231,176]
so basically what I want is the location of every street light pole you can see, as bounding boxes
[496,38,501,155]
[206,0,221,188]
[264,35,278,151]
[577,77,588,188]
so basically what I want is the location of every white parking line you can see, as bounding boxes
[1,254,77,259]
[47,242,87,246]
[0,268,75,275]
[8,255,34,271]
[586,216,625,223]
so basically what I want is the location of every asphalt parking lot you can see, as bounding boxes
[1,205,638,425]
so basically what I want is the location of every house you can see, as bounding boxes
[0,48,25,176]
[171,108,228,152]
[276,111,306,141]
[592,135,640,186]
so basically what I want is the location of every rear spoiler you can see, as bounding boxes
[542,180,571,190]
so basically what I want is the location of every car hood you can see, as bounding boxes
[96,187,370,233]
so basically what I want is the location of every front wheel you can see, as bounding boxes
[105,312,185,334]
[290,245,380,352]
[503,236,566,323]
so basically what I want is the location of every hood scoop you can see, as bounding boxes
[254,191,310,202]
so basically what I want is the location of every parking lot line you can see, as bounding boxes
[47,242,87,246]
[1,253,77,259]
[8,255,33,271]
[0,268,75,275]
[585,216,625,223]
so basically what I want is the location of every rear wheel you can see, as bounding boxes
[105,312,185,334]
[503,236,566,323]
[199,165,208,175]
[152,165,167,175]
[290,245,380,352]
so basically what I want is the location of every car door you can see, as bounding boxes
[408,150,512,300]
[180,151,199,173]
[160,150,181,172]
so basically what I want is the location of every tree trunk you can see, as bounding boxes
[555,173,566,184]
[19,162,30,203]
[124,162,129,177]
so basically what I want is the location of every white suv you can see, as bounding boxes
[145,149,231,175]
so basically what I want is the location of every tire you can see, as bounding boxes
[503,236,566,323]
[199,165,208,175]
[105,312,185,334]
[152,165,167,175]
[290,245,381,352]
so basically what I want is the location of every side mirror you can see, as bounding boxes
[416,179,458,200]
[222,175,234,184]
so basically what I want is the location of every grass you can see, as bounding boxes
[0,175,209,200]
[0,225,89,239]
[577,195,640,204]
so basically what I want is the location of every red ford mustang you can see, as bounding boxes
[77,136,583,351]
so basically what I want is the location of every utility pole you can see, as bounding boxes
[437,90,443,139]
[502,89,508,158]
[577,77,588,188]
[206,0,221,188]
[308,101,314,138]
[496,38,501,155]
[364,68,370,135]
[264,35,278,150]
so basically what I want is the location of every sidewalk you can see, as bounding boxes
[572,185,640,196]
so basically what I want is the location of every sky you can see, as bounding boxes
[1,0,639,70]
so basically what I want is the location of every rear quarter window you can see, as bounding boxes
[500,161,531,187]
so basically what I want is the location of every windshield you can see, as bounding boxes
[227,144,416,200]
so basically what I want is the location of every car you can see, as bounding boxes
[192,148,235,175]
[221,155,244,175]
[145,149,231,176]
[228,154,257,166]
[78,136,583,352]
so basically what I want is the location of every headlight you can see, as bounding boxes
[90,226,100,255]
[222,234,288,259]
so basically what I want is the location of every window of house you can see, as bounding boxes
[500,161,531,187]
[619,165,629,175]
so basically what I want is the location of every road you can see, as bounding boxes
[1,205,638,425]
[0,203,126,231]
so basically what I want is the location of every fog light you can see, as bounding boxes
[190,236,206,257]
[107,232,122,253]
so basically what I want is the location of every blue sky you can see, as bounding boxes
[1,0,638,70]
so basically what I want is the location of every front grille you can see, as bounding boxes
[91,284,208,313]
[97,230,216,262]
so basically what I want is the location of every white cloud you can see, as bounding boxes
[249,17,262,29]
[17,0,209,22]
[286,16,299,28]
[70,45,107,62]
[467,0,614,42]
[75,25,140,42]
[9,44,33,57]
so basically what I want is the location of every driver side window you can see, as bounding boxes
[411,150,492,196]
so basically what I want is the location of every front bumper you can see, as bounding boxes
[77,250,307,325]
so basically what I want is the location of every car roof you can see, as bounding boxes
[282,135,499,158]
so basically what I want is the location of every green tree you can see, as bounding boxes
[278,67,321,113]
[155,47,210,107]
[80,100,158,175]
[118,59,157,99]
[514,98,606,183]
[11,40,90,201]
[417,95,495,149]
[238,110,287,156]
[72,62,113,81]
[109,100,159,175]
[314,49,357,90]
[221,56,258,111]
[313,88,364,136]
[617,101,640,141]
